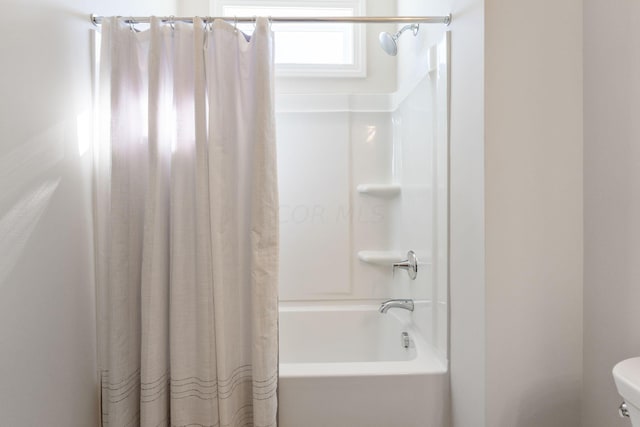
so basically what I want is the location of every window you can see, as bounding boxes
[212,0,366,77]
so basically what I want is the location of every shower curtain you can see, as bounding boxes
[94,17,278,427]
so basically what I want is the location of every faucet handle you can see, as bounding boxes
[392,250,418,280]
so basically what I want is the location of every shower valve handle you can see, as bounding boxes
[392,250,418,280]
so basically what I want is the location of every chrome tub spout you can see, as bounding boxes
[379,299,414,313]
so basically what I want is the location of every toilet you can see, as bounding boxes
[613,357,640,426]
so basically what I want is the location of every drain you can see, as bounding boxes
[401,331,410,349]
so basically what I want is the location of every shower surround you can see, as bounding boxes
[275,35,449,427]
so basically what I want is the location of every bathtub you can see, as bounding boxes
[278,304,449,427]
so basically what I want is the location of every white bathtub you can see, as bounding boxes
[278,304,449,427]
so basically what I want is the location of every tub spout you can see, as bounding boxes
[379,299,414,313]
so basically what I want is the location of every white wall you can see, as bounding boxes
[446,1,486,425]
[583,2,640,426]
[485,1,583,427]
[0,0,174,425]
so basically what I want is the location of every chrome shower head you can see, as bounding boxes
[379,31,399,56]
[378,24,420,56]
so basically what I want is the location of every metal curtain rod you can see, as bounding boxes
[90,14,451,26]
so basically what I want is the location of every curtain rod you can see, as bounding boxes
[90,14,451,26]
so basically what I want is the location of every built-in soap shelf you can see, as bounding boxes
[356,184,401,197]
[357,251,405,265]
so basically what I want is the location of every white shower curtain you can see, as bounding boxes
[94,17,278,427]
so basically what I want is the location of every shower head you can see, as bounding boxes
[378,24,420,56]
[378,32,399,56]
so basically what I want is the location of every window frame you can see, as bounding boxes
[211,0,367,78]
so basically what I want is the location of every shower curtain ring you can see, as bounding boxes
[168,15,175,31]
[128,17,136,32]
